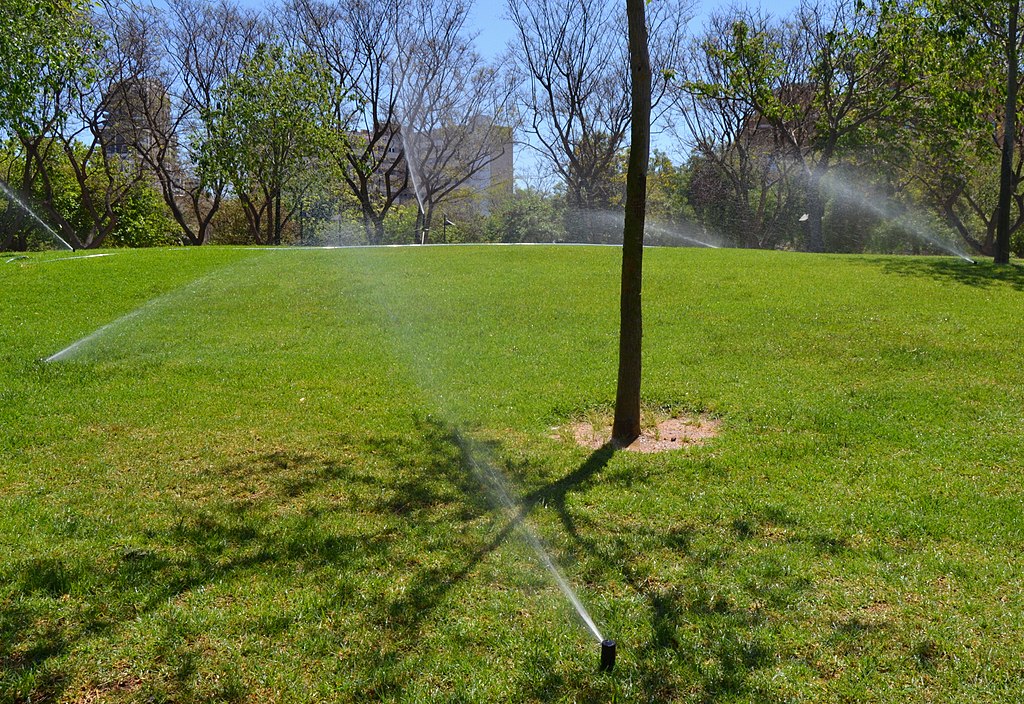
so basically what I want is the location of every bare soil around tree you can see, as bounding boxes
[552,412,720,453]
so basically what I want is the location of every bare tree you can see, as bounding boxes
[289,0,407,244]
[111,0,267,245]
[507,0,690,221]
[293,0,513,244]
[394,0,516,241]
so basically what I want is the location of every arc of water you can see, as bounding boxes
[398,124,429,244]
[453,431,605,644]
[0,179,75,251]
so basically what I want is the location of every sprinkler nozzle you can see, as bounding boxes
[600,639,616,672]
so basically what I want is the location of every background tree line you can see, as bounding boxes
[2,0,1024,260]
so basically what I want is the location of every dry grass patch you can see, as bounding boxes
[553,411,721,452]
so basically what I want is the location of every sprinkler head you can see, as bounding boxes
[600,639,616,672]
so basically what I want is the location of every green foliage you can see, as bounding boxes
[1,139,184,250]
[200,43,344,244]
[382,202,420,244]
[106,181,180,248]
[0,0,100,134]
[484,189,566,243]
[872,0,1024,256]
[645,151,694,226]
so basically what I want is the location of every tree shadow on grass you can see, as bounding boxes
[2,416,825,703]
[510,447,825,702]
[2,413,563,702]
[867,256,1024,291]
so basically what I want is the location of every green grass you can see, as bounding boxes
[2,245,1024,702]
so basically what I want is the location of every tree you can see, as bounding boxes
[612,0,652,447]
[290,0,405,245]
[291,0,512,245]
[0,0,99,251]
[686,1,917,252]
[507,0,690,226]
[896,0,1024,261]
[484,188,565,243]
[102,0,266,246]
[12,4,156,251]
[644,151,693,229]
[201,43,340,245]
[672,11,804,249]
[995,0,1021,263]
[0,0,98,136]
[393,0,515,242]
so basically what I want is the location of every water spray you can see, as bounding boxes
[453,431,613,669]
[813,171,975,263]
[0,178,75,251]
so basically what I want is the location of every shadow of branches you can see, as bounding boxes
[868,257,1024,291]
[2,415,830,702]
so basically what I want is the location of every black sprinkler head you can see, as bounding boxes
[600,639,616,672]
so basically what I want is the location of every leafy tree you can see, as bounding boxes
[0,0,101,251]
[201,43,341,245]
[685,1,917,252]
[883,0,1024,260]
[672,11,805,249]
[644,151,691,227]
[0,0,99,136]
[106,180,180,247]
[484,188,565,243]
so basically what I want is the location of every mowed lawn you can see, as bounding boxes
[2,245,1023,703]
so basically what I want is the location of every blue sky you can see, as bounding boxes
[234,0,804,58]
[468,0,803,58]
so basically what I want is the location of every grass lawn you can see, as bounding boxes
[2,245,1024,703]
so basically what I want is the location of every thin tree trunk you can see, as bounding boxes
[612,0,652,447]
[996,0,1019,265]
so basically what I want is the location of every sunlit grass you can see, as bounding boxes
[2,245,1023,702]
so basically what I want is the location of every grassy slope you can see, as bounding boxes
[1,246,1023,703]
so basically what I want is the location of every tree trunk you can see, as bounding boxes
[611,0,652,447]
[274,190,283,246]
[373,215,385,245]
[996,0,1019,265]
[421,206,434,244]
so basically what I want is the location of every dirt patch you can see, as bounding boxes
[553,414,721,453]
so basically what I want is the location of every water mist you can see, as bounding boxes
[0,178,75,251]
[340,250,615,671]
[454,431,607,647]
[817,171,975,263]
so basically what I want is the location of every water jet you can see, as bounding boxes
[397,125,430,244]
[0,178,75,251]
[817,172,975,262]
[453,431,608,647]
